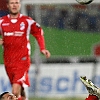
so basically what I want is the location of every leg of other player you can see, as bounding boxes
[85,95,99,100]
[80,76,99,100]
[21,87,27,100]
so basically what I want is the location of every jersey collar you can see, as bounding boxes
[7,13,23,19]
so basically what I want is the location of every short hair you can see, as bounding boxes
[6,0,9,3]
[6,0,21,3]
[0,92,9,100]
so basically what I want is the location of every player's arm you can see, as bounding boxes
[0,38,3,45]
[31,22,50,58]
[0,26,3,45]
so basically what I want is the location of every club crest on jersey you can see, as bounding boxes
[20,22,25,30]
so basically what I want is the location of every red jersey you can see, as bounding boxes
[0,14,45,64]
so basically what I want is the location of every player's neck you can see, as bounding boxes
[9,13,20,19]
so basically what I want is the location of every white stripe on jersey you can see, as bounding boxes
[26,19,35,55]
[17,72,28,87]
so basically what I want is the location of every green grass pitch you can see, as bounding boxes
[0,26,100,63]
[29,97,85,100]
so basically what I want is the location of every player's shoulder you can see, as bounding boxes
[0,15,8,20]
[20,14,36,24]
[0,15,8,24]
[21,14,33,20]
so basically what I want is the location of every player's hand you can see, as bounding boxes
[0,38,3,45]
[41,49,51,58]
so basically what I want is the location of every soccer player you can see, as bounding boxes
[0,0,51,100]
[80,76,100,100]
[0,92,18,100]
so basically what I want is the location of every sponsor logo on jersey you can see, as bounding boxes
[2,23,10,26]
[4,31,24,36]
[20,22,25,30]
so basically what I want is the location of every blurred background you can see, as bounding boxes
[0,0,100,100]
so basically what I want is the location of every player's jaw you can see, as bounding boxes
[9,9,19,15]
[8,5,20,16]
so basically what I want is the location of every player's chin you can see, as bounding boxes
[10,11,19,15]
